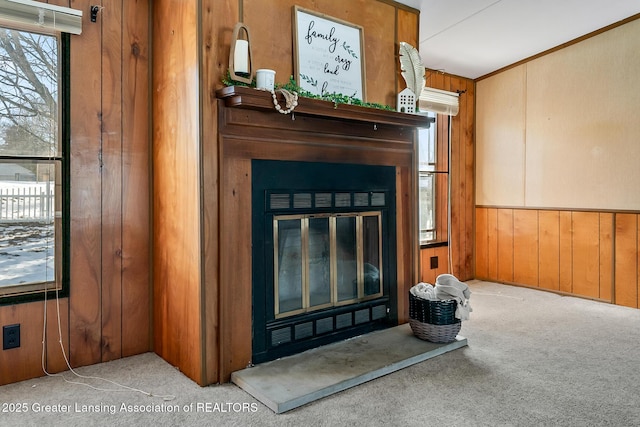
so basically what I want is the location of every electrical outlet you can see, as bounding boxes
[3,324,20,350]
[430,256,439,270]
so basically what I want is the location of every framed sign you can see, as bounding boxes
[293,6,366,101]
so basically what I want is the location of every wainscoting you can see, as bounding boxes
[476,207,639,309]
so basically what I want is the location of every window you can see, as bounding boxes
[418,112,437,244]
[0,26,68,302]
[418,112,449,246]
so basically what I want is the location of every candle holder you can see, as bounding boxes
[229,23,254,85]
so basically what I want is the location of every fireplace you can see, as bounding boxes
[215,86,427,380]
[251,160,397,363]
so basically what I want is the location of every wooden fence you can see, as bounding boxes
[0,185,54,222]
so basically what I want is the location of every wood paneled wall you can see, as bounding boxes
[152,0,204,385]
[153,0,422,385]
[474,18,640,310]
[419,245,449,285]
[476,207,640,309]
[418,72,475,282]
[476,18,640,211]
[241,0,416,107]
[1,1,151,386]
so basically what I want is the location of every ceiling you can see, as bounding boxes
[395,0,640,79]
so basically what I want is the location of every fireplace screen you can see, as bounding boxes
[274,212,382,318]
[252,160,397,364]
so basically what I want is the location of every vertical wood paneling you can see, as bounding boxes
[0,302,45,384]
[0,0,425,388]
[153,0,202,383]
[100,0,124,362]
[475,208,629,307]
[362,1,397,106]
[244,0,398,106]
[571,212,600,299]
[396,8,418,47]
[497,209,514,282]
[463,79,475,280]
[538,210,560,291]
[0,299,69,385]
[396,166,414,322]
[559,211,573,293]
[201,0,238,387]
[44,299,70,374]
[427,74,474,281]
[615,213,638,307]
[487,208,499,279]
[448,78,467,279]
[121,0,151,357]
[420,246,449,285]
[219,157,253,381]
[513,209,538,287]
[461,80,476,280]
[436,111,448,172]
[69,0,105,367]
[475,207,488,278]
[440,76,461,278]
[599,213,613,302]
[396,8,418,95]
[1,0,151,386]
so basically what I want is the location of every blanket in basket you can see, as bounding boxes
[409,274,472,320]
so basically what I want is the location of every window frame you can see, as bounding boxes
[0,28,70,305]
[418,112,449,248]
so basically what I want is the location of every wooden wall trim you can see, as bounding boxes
[477,204,640,215]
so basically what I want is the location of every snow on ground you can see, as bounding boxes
[0,222,55,287]
[1,180,56,287]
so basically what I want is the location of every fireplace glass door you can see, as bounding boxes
[274,212,382,318]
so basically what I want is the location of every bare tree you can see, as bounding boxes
[0,27,58,157]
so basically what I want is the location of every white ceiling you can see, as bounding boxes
[395,0,640,79]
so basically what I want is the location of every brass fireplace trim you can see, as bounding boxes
[273,211,383,319]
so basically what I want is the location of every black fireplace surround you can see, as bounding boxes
[252,160,398,363]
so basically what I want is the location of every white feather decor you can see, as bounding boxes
[399,41,425,99]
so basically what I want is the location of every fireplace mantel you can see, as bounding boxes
[213,89,424,382]
[216,85,432,129]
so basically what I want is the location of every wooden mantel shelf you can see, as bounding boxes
[216,86,432,128]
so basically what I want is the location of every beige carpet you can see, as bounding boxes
[1,280,639,426]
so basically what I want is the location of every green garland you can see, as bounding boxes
[222,72,393,111]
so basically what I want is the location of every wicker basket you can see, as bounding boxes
[408,292,461,343]
[409,319,461,343]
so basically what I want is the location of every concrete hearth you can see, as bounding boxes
[231,324,467,413]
